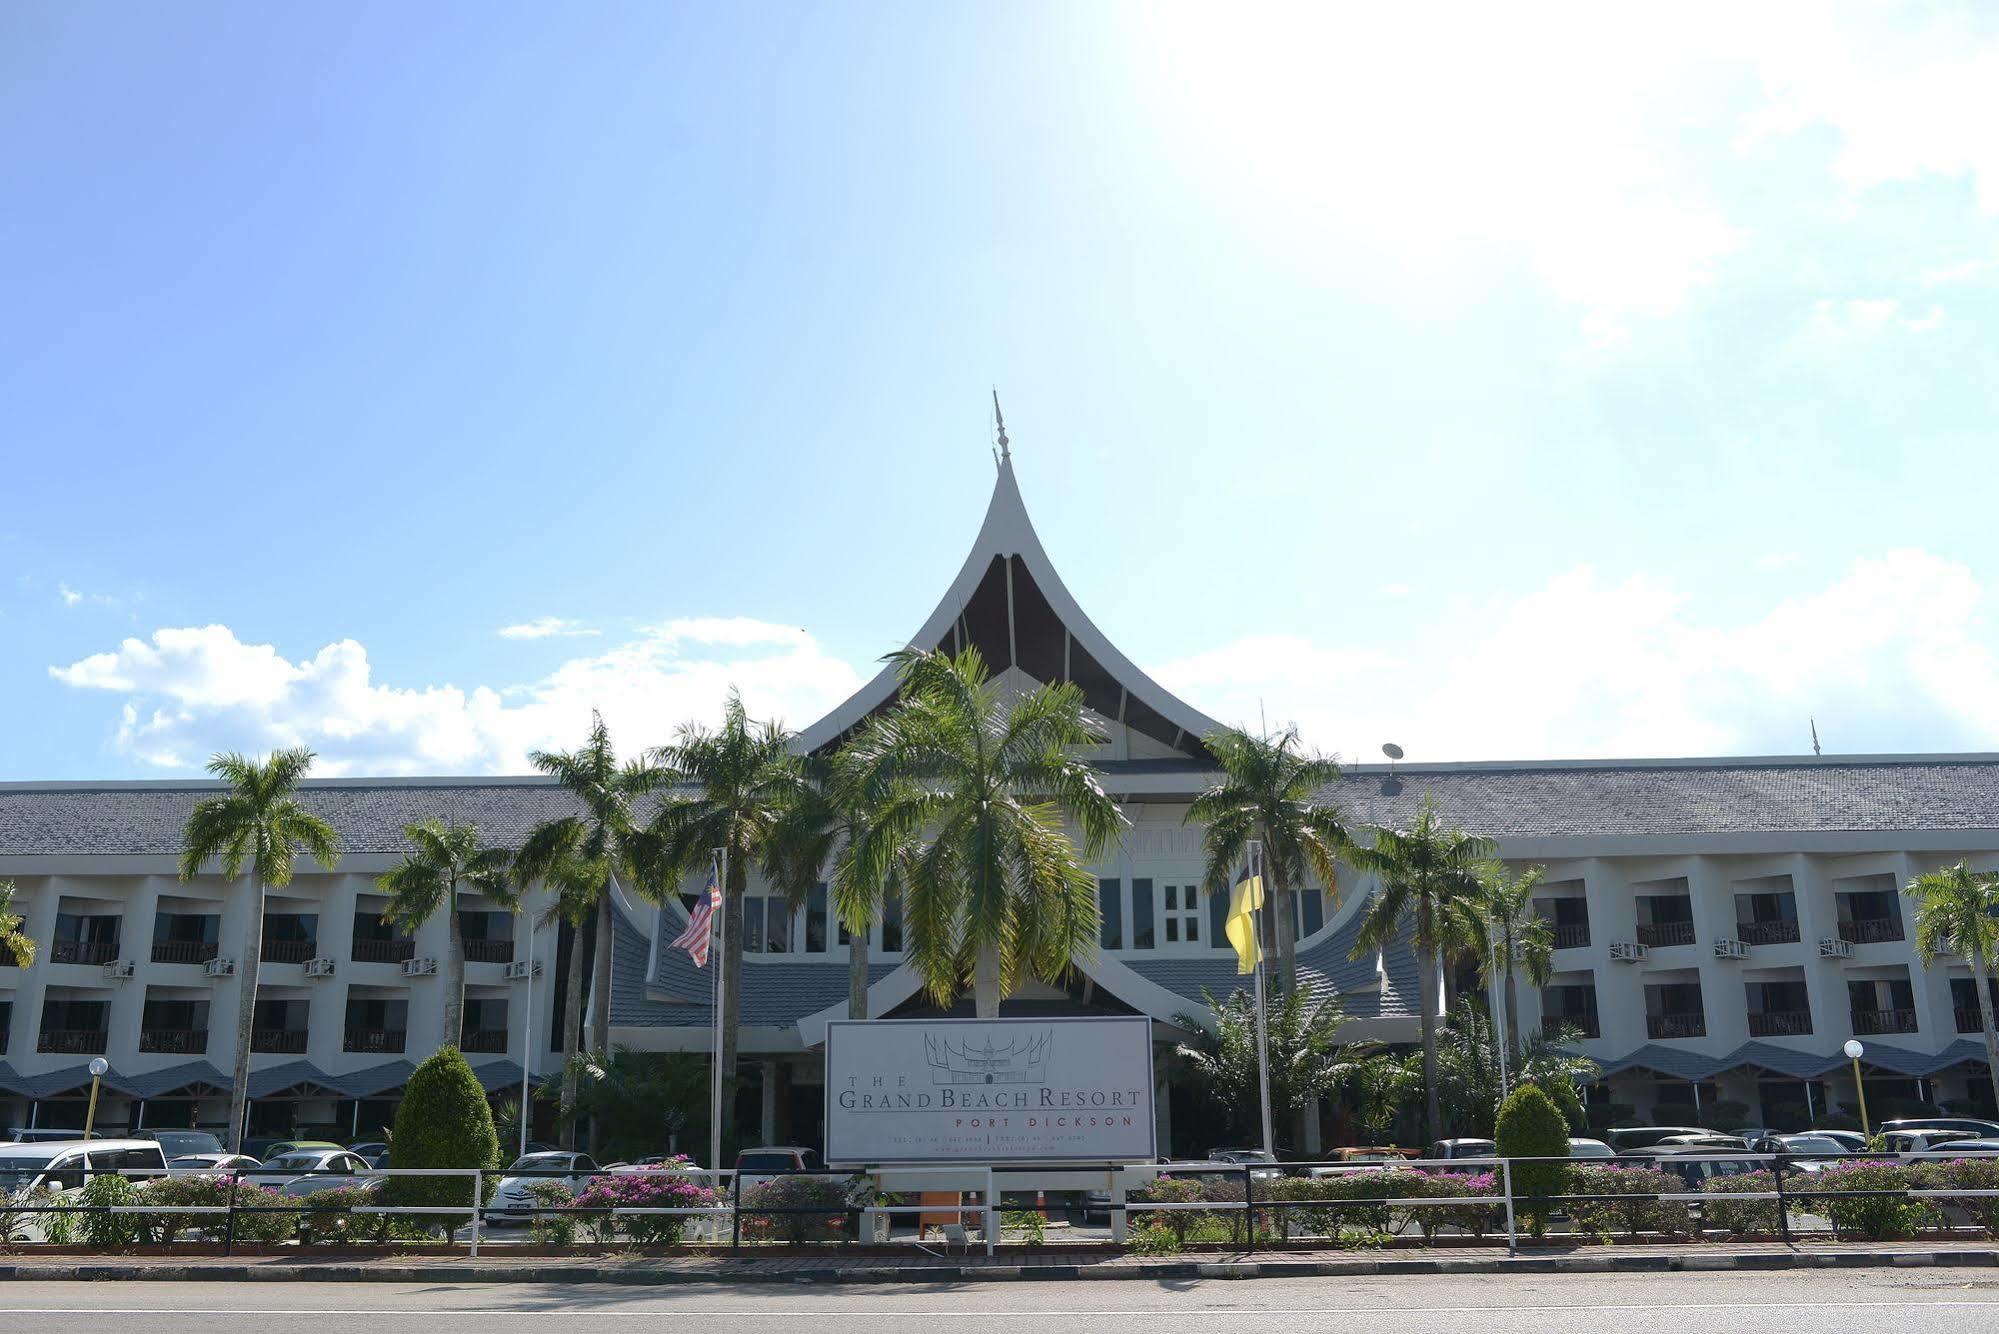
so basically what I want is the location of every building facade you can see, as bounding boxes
[4,455,1998,1145]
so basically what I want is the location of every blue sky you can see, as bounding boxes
[5,1,1999,779]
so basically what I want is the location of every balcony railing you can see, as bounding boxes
[1541,1014,1599,1040]
[351,938,415,964]
[38,1028,109,1055]
[151,939,220,965]
[1839,918,1905,945]
[459,1028,509,1053]
[1646,1012,1706,1040]
[1748,1009,1813,1037]
[251,1027,309,1053]
[1853,1008,1918,1035]
[463,939,514,964]
[1551,923,1591,950]
[343,1027,406,1054]
[1738,920,1801,946]
[1636,920,1696,948]
[51,939,120,965]
[139,1028,206,1055]
[1957,1006,1985,1034]
[262,939,316,964]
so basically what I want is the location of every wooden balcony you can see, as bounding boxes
[151,939,219,965]
[343,1027,406,1054]
[139,1029,206,1055]
[1747,1010,1813,1037]
[1737,920,1801,946]
[262,939,316,964]
[251,1027,309,1053]
[351,938,415,964]
[463,939,514,964]
[51,939,120,965]
[1852,1008,1918,1035]
[38,1028,109,1054]
[1838,918,1905,945]
[459,1028,509,1053]
[1552,923,1591,950]
[1957,1006,1985,1034]
[1646,1012,1706,1040]
[1636,921,1696,948]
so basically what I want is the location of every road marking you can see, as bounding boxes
[7,1302,1999,1318]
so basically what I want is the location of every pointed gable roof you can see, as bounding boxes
[796,457,1223,760]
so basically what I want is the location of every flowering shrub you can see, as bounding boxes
[571,1168,720,1246]
[294,1186,430,1244]
[1698,1170,1779,1236]
[1416,1170,1501,1239]
[133,1176,295,1244]
[78,1174,141,1249]
[738,1174,854,1243]
[1807,1160,1937,1241]
[1566,1165,1690,1239]
[1911,1157,1999,1236]
[525,1180,579,1246]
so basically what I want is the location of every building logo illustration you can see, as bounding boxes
[924,1029,1054,1085]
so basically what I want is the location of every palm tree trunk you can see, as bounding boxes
[589,893,614,1154]
[973,940,1001,1019]
[558,914,586,1151]
[1504,969,1523,1065]
[1268,860,1298,996]
[718,853,747,1157]
[227,878,265,1154]
[1417,946,1441,1144]
[847,925,869,1020]
[1973,949,1999,1114]
[443,893,465,1050]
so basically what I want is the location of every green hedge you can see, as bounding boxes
[378,1047,501,1217]
[1496,1084,1570,1237]
[1699,1170,1778,1235]
[1567,1164,1690,1238]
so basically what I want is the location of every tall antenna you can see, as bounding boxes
[1810,718,1822,757]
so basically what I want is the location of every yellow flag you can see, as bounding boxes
[1226,874,1264,975]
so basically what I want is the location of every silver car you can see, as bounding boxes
[487,1151,601,1224]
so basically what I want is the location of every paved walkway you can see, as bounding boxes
[4,1239,1999,1284]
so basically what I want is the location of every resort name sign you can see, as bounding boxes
[824,1016,1156,1166]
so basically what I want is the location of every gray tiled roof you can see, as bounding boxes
[7,753,1999,857]
[616,904,897,1028]
[1123,907,1419,1021]
[1332,756,1999,839]
[1593,1038,1991,1082]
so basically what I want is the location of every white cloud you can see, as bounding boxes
[51,618,868,776]
[1923,258,1993,287]
[1803,297,1945,343]
[1149,550,1999,762]
[1753,551,1802,572]
[57,582,119,609]
[496,617,599,640]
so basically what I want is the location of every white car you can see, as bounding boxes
[0,1140,169,1241]
[486,1151,602,1224]
[167,1153,261,1177]
[242,1147,375,1193]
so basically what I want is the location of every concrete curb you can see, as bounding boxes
[4,1248,1998,1285]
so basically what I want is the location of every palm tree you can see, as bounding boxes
[1173,986,1350,1149]
[1187,726,1350,996]
[178,749,339,1153]
[644,690,814,1145]
[377,819,515,1049]
[837,647,1124,1017]
[1462,860,1553,1065]
[515,713,667,1150]
[1350,797,1491,1145]
[533,851,606,1148]
[0,880,33,967]
[767,760,918,1021]
[1905,862,1999,1110]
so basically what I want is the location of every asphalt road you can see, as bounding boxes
[5,1273,1999,1332]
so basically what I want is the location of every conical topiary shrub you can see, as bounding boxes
[378,1046,502,1219]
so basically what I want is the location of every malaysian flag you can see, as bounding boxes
[670,873,722,967]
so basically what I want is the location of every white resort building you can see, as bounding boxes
[4,451,1997,1147]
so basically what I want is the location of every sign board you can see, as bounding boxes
[824,1016,1156,1166]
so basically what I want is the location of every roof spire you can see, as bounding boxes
[991,389,1011,469]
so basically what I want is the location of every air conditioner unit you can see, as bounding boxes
[503,959,543,981]
[204,957,237,979]
[303,957,337,979]
[1713,938,1749,960]
[102,959,136,981]
[1609,940,1649,964]
[402,956,439,977]
[1819,937,1855,959]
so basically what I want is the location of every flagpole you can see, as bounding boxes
[520,911,535,1160]
[709,848,727,1182]
[1249,839,1275,1158]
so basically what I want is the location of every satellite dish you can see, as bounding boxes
[1382,743,1404,761]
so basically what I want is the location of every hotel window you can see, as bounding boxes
[764,897,793,954]
[1131,878,1156,950]
[1098,878,1123,950]
[1209,887,1230,949]
[744,898,766,953]
[805,884,828,954]
[1296,887,1325,940]
[1162,884,1201,944]
[881,889,903,953]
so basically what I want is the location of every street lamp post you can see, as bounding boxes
[83,1056,109,1139]
[1844,1038,1871,1137]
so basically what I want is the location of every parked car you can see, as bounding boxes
[1207,1148,1284,1179]
[1424,1138,1497,1162]
[167,1153,261,1176]
[735,1145,826,1194]
[1747,1132,1852,1164]
[243,1147,375,1191]
[1806,1130,1870,1153]
[136,1130,225,1159]
[1929,1137,1999,1154]
[1621,1144,1761,1186]
[1603,1126,1712,1151]
[240,1137,344,1162]
[1568,1138,1615,1158]
[346,1141,389,1163]
[1879,1117,1999,1138]
[487,1151,603,1224]
[1655,1133,1749,1151]
[1881,1128,1982,1157]
[2,1128,92,1144]
[0,1139,169,1200]
[1308,1147,1421,1177]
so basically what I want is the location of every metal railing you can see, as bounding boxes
[350,938,415,964]
[1551,923,1591,950]
[1838,918,1904,944]
[138,1028,207,1054]
[1636,921,1696,948]
[463,940,514,964]
[1646,1012,1706,1039]
[1541,1014,1599,1039]
[262,939,316,964]
[458,1029,508,1053]
[1747,1009,1813,1036]
[36,1028,108,1054]
[1853,1008,1918,1035]
[150,940,219,965]
[1958,1007,1987,1034]
[343,1027,406,1054]
[1737,920,1801,946]
[51,939,120,965]
[251,1027,308,1053]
